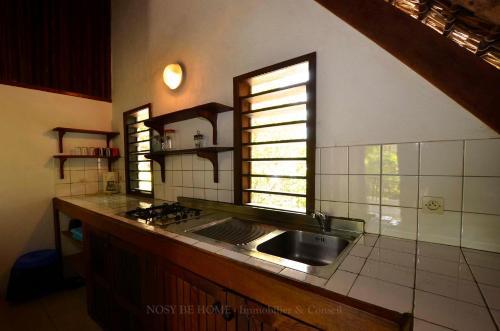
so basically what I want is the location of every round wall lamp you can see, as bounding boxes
[163,63,183,90]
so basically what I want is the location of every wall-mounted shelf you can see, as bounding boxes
[145,147,233,183]
[53,155,119,179]
[53,127,119,153]
[143,103,233,145]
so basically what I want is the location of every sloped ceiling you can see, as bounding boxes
[314,0,500,133]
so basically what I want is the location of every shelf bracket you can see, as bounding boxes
[58,157,68,179]
[147,155,166,182]
[197,150,219,183]
[198,110,219,145]
[57,131,66,153]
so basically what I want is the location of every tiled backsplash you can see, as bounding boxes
[316,138,500,253]
[152,151,234,204]
[53,158,124,197]
[57,138,499,253]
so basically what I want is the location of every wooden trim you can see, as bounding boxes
[53,198,412,331]
[123,104,153,197]
[314,0,500,133]
[233,53,317,212]
[0,81,111,102]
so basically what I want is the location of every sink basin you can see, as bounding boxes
[256,230,350,266]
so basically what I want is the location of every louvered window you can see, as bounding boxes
[234,53,316,213]
[124,104,153,196]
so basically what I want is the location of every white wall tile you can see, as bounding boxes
[193,188,204,199]
[464,139,500,176]
[315,175,321,200]
[320,175,348,202]
[418,210,461,246]
[165,187,176,201]
[205,189,218,201]
[164,170,174,186]
[181,154,193,170]
[219,151,233,170]
[182,187,194,198]
[55,183,71,197]
[193,156,205,170]
[204,171,217,189]
[54,166,69,184]
[349,175,380,204]
[382,143,419,175]
[218,171,232,190]
[174,187,183,200]
[70,170,85,183]
[321,147,348,174]
[462,213,500,253]
[463,177,500,215]
[320,201,348,217]
[165,156,173,170]
[205,159,214,171]
[381,175,418,208]
[85,182,99,195]
[70,183,85,195]
[315,148,320,174]
[84,158,99,170]
[154,184,165,200]
[349,145,381,174]
[84,169,99,183]
[69,158,84,170]
[172,155,182,170]
[172,170,182,186]
[153,171,162,184]
[218,190,233,203]
[193,171,204,188]
[182,171,193,187]
[419,176,463,211]
[420,141,463,176]
[349,203,380,234]
[381,206,417,240]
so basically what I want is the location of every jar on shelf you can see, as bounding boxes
[194,130,204,148]
[163,129,176,151]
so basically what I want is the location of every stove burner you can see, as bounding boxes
[125,202,201,226]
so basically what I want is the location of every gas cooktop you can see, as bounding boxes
[124,202,202,226]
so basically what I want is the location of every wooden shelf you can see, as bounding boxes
[143,102,232,145]
[53,155,119,179]
[53,127,119,153]
[146,147,233,183]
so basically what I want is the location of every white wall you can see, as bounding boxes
[111,0,497,149]
[0,84,111,293]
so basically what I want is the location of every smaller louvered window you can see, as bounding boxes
[124,104,153,197]
[234,53,316,213]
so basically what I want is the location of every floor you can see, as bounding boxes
[0,287,101,331]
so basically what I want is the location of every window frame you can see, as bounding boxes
[233,52,317,214]
[123,103,154,198]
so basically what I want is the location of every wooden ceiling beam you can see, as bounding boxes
[314,0,500,133]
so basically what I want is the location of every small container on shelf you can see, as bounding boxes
[194,130,204,148]
[163,129,176,151]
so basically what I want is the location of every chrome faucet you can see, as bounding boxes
[311,211,330,233]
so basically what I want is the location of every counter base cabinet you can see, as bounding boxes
[162,262,320,331]
[84,224,319,331]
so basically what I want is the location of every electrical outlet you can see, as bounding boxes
[422,196,444,214]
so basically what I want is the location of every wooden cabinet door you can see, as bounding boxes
[163,263,229,331]
[84,225,112,329]
[226,292,321,331]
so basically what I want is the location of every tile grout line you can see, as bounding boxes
[460,246,499,330]
[346,235,379,296]
[460,140,465,250]
[412,143,421,316]
[379,145,382,236]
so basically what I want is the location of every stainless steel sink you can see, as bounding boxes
[256,230,350,266]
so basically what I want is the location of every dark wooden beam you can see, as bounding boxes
[314,0,500,134]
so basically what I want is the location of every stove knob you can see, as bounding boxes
[195,210,201,216]
[182,213,187,219]
[175,215,180,221]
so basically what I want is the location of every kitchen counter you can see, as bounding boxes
[56,194,499,331]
